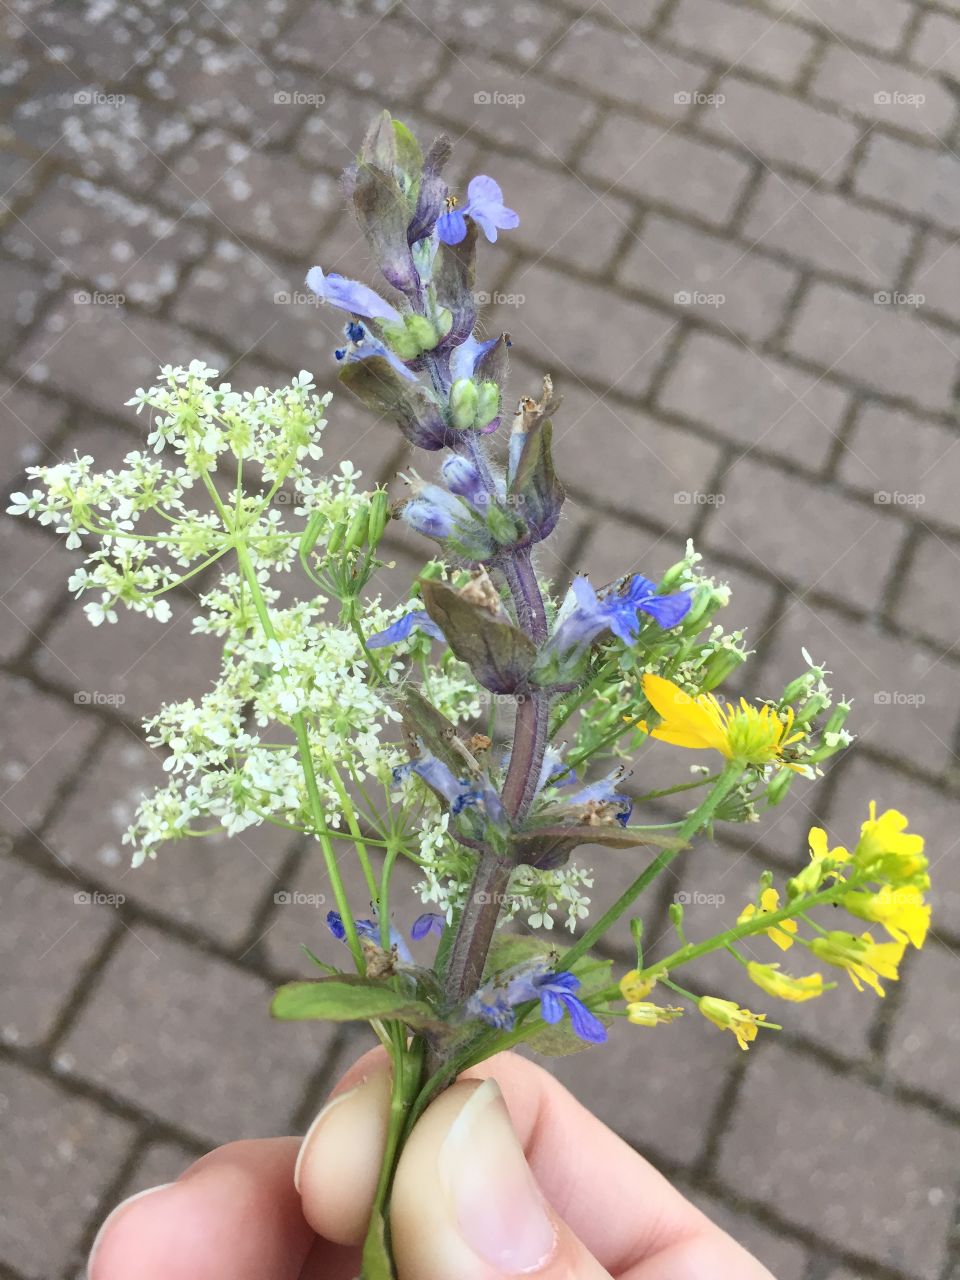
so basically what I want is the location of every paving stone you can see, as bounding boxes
[0,520,67,663]
[275,10,445,100]
[425,56,598,163]
[685,1189,809,1280]
[58,926,337,1144]
[0,258,49,357]
[908,230,960,327]
[621,215,798,341]
[787,282,959,414]
[545,19,711,120]
[542,370,723,525]
[0,378,67,472]
[585,111,753,227]
[856,132,960,227]
[664,0,817,86]
[3,175,206,307]
[888,943,960,1111]
[839,403,960,533]
[14,299,227,418]
[892,533,960,649]
[492,261,677,398]
[548,1011,737,1165]
[811,45,956,138]
[0,1060,134,1279]
[0,675,98,840]
[910,10,960,81]
[763,597,960,775]
[742,173,913,290]
[193,0,294,46]
[0,857,113,1049]
[5,0,172,82]
[660,331,847,469]
[400,0,565,62]
[467,148,634,274]
[827,753,960,940]
[704,76,860,180]
[0,150,42,216]
[46,732,296,949]
[571,0,660,25]
[115,1138,198,1199]
[773,0,914,55]
[169,131,339,255]
[717,1043,960,1277]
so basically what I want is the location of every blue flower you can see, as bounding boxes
[334,320,417,381]
[411,911,445,940]
[440,454,487,508]
[400,484,470,540]
[367,609,445,649]
[305,268,401,323]
[326,911,413,964]
[449,333,499,381]
[542,574,691,665]
[468,963,607,1043]
[392,754,484,815]
[566,772,633,827]
[437,176,519,246]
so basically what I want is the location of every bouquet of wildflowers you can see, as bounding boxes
[10,113,932,1277]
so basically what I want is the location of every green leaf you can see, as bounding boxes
[419,579,537,694]
[508,417,565,542]
[300,943,337,975]
[271,977,439,1029]
[392,119,423,192]
[401,685,480,778]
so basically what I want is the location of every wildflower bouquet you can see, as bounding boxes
[10,113,931,1277]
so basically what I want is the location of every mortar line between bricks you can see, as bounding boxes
[40,917,129,1058]
[696,1052,749,1178]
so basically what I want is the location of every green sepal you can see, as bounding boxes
[508,417,565,543]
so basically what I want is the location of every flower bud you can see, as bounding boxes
[441,454,486,507]
[659,559,689,592]
[475,380,501,428]
[449,377,480,430]
[379,319,421,360]
[699,646,747,692]
[766,769,793,807]
[681,585,724,631]
[781,672,815,702]
[794,692,829,727]
[367,490,390,547]
[405,314,440,352]
[343,504,369,553]
[485,501,523,546]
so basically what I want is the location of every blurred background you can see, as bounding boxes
[2,0,960,1276]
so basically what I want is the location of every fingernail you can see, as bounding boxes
[439,1079,557,1274]
[87,1184,172,1277]
[294,1075,377,1192]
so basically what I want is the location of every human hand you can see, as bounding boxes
[88,1049,775,1279]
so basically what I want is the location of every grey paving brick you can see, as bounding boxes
[780,0,914,55]
[425,57,598,163]
[787,282,959,414]
[704,76,860,180]
[493,260,678,398]
[839,403,960,533]
[717,1043,960,1277]
[585,111,754,226]
[545,19,712,120]
[909,10,960,81]
[663,0,817,86]
[856,132,960,227]
[114,1138,196,1198]
[0,675,98,840]
[742,172,913,290]
[14,298,227,419]
[909,229,960,327]
[7,0,167,82]
[401,0,565,63]
[811,45,956,138]
[686,1189,809,1280]
[548,1012,737,1166]
[892,533,960,648]
[660,330,848,469]
[0,1060,134,1279]
[169,131,340,255]
[621,215,798,341]
[0,378,67,473]
[763,597,960,775]
[0,520,67,663]
[0,857,113,1048]
[46,732,296,949]
[0,259,49,357]
[888,943,960,1111]
[58,926,337,1144]
[3,176,206,308]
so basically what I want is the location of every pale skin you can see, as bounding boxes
[88,1049,775,1280]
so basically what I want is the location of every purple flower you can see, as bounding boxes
[411,911,445,940]
[437,176,519,246]
[542,574,691,665]
[566,772,633,827]
[440,454,487,508]
[393,755,484,815]
[326,910,413,964]
[468,963,607,1044]
[305,268,401,323]
[449,333,499,382]
[334,320,417,381]
[367,609,445,649]
[400,484,470,540]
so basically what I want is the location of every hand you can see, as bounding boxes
[88,1049,775,1279]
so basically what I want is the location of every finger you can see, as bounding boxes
[89,1138,321,1280]
[391,1077,611,1280]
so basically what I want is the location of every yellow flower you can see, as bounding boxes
[697,995,770,1050]
[626,1002,684,1027]
[854,804,927,884]
[738,887,798,951]
[809,930,905,997]
[620,968,662,1001]
[642,673,805,770]
[788,825,851,897]
[843,884,930,949]
[747,961,831,1002]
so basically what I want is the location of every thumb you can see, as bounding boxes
[391,1078,610,1280]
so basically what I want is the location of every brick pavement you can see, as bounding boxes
[1,1,960,1276]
